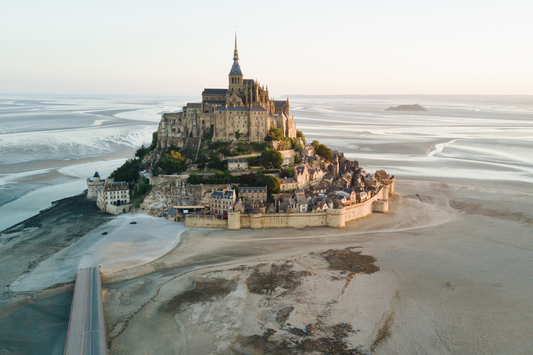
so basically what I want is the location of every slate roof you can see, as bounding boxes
[243,79,255,85]
[239,186,267,193]
[202,88,229,95]
[186,103,202,108]
[229,61,243,76]
[103,182,129,192]
[93,171,100,178]
[274,100,287,108]
[215,106,228,111]
[250,107,267,112]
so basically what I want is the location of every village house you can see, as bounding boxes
[209,188,236,217]
[96,181,131,215]
[228,158,248,172]
[238,186,267,202]
[279,177,298,191]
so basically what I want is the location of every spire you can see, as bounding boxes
[233,29,239,61]
[229,29,243,76]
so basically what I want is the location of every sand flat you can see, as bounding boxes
[102,178,533,354]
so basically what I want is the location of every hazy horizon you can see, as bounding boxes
[2,1,532,97]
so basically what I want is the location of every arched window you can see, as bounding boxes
[177,128,181,133]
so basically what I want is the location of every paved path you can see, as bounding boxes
[64,267,107,355]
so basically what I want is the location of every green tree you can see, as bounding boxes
[260,149,283,169]
[161,150,186,174]
[278,139,291,151]
[265,127,284,141]
[280,166,295,178]
[261,175,281,195]
[187,174,204,184]
[149,132,158,151]
[135,145,148,158]
[235,130,241,140]
[296,130,306,144]
[311,140,320,151]
[316,144,333,161]
[294,154,300,164]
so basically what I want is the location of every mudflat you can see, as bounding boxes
[103,179,533,354]
[0,194,114,354]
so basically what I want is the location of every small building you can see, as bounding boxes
[279,178,298,191]
[87,172,105,199]
[209,188,236,217]
[238,186,267,202]
[96,181,131,215]
[228,158,248,171]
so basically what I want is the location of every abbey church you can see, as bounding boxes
[157,35,297,149]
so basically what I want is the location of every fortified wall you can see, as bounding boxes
[185,180,394,230]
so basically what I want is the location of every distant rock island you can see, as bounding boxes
[385,103,427,111]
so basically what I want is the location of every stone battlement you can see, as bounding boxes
[185,180,393,230]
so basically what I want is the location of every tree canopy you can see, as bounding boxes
[260,149,283,169]
[266,127,284,141]
[296,130,306,144]
[316,144,332,161]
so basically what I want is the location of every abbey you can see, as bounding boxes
[157,35,297,149]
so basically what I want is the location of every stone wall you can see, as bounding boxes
[106,204,132,216]
[185,215,228,228]
[186,177,395,230]
[149,174,189,186]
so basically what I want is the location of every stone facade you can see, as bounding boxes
[157,35,297,149]
[87,172,105,199]
[96,181,131,215]
[228,158,248,172]
[209,188,236,217]
[238,186,267,203]
[187,181,394,230]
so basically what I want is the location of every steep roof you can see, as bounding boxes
[239,186,267,193]
[230,61,243,76]
[202,88,229,95]
[274,100,287,108]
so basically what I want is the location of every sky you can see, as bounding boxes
[1,0,532,96]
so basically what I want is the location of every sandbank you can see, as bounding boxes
[103,178,533,354]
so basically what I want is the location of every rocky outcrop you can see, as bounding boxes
[385,103,427,111]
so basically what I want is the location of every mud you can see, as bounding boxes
[236,323,363,355]
[160,277,238,314]
[319,247,380,274]
[246,262,311,296]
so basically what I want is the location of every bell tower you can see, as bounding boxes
[229,31,243,95]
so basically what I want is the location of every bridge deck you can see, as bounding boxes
[64,267,107,355]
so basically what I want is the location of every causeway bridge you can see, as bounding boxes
[64,267,107,355]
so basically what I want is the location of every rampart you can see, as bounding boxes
[187,178,394,230]
[185,215,228,228]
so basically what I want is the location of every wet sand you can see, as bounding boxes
[0,178,532,354]
[102,178,533,354]
[0,194,114,355]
